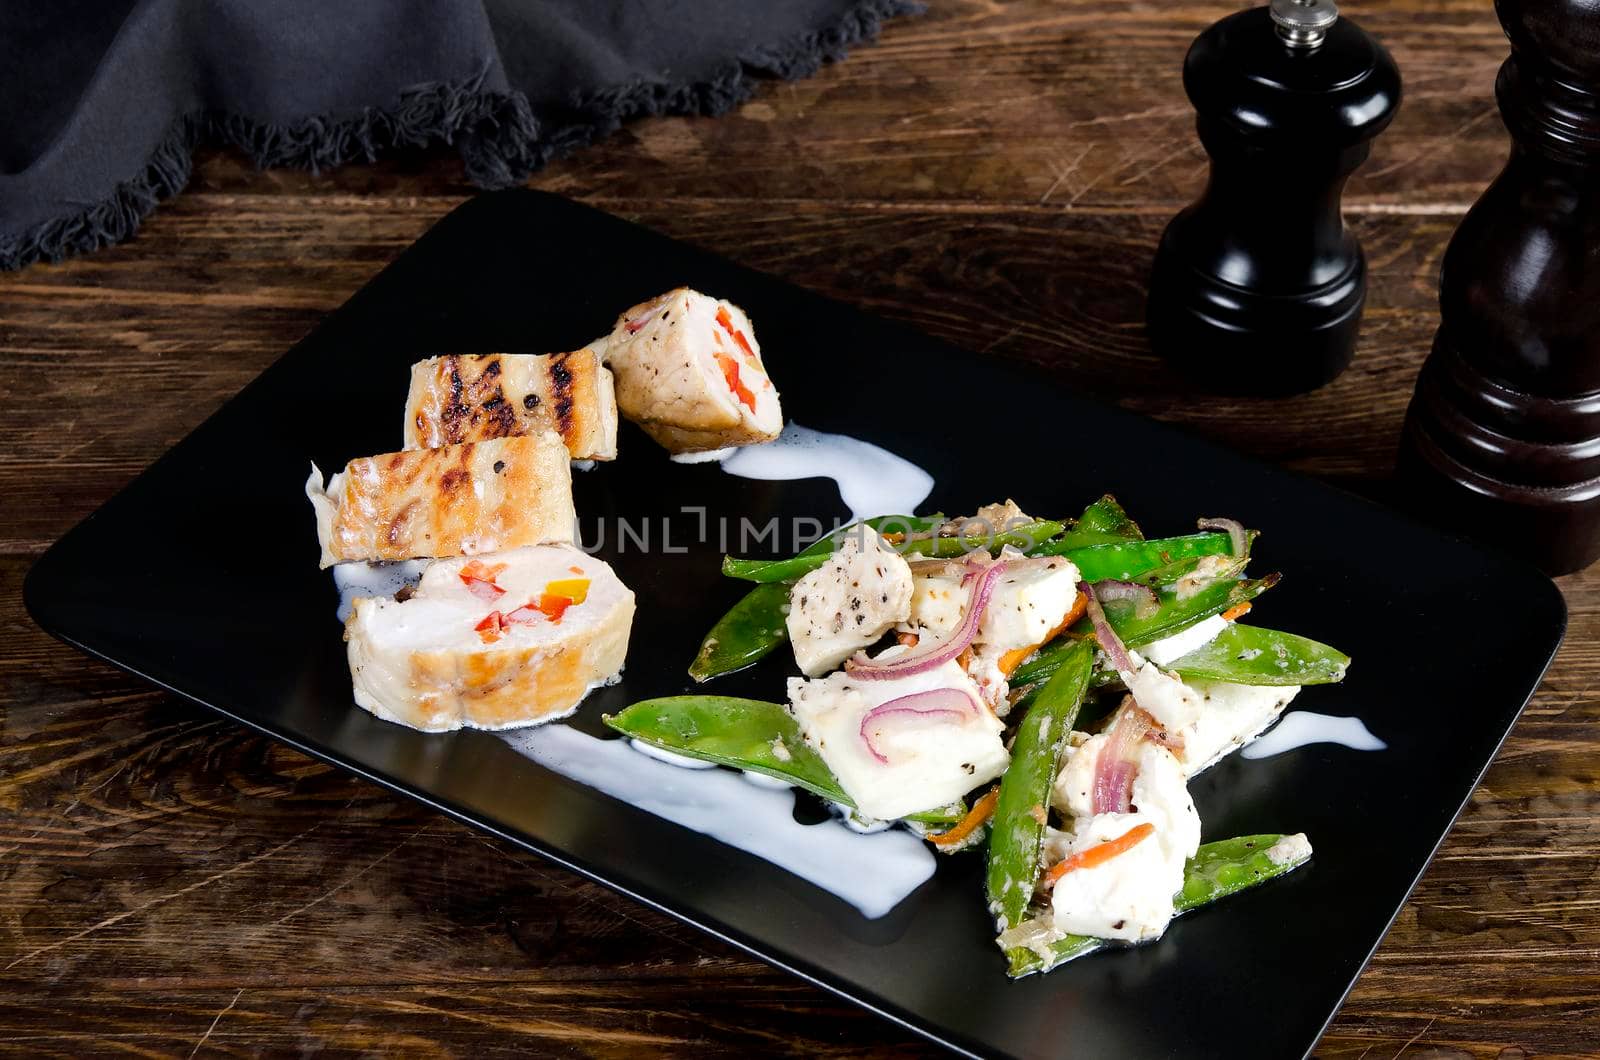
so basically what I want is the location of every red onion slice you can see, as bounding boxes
[859,688,978,764]
[1091,704,1153,814]
[1079,580,1135,673]
[1198,517,1247,559]
[847,560,1009,680]
[1091,578,1158,619]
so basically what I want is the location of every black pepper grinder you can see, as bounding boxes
[1146,0,1402,394]
[1398,0,1600,575]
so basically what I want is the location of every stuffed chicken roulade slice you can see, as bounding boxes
[346,544,635,731]
[600,287,783,453]
[306,431,575,568]
[403,349,618,460]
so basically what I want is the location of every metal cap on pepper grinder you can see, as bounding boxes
[1270,0,1339,47]
[1145,0,1402,395]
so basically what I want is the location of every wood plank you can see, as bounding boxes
[172,0,1513,211]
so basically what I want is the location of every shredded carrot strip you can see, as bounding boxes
[1221,601,1253,622]
[928,787,1000,848]
[896,631,920,648]
[998,595,1088,677]
[1044,823,1155,885]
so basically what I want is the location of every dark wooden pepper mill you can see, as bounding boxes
[1146,0,1401,394]
[1398,0,1600,575]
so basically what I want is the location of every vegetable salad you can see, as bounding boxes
[606,496,1348,977]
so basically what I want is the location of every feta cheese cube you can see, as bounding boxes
[976,558,1080,652]
[1177,680,1301,775]
[786,656,1008,820]
[786,530,913,676]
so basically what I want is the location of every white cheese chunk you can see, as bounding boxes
[786,530,913,676]
[1267,832,1313,867]
[786,656,1007,820]
[905,556,1080,652]
[976,558,1080,652]
[1177,680,1301,776]
[1140,614,1229,667]
[966,646,1012,715]
[1048,742,1198,942]
[907,569,965,638]
[1052,729,1102,821]
[1122,653,1207,733]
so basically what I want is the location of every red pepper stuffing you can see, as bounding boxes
[715,351,758,414]
[715,306,757,359]
[535,593,573,622]
[459,561,508,600]
[474,611,507,644]
[504,594,573,625]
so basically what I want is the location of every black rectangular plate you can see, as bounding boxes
[25,191,1565,1058]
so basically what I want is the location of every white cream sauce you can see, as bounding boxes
[1240,711,1387,759]
[629,739,716,769]
[718,423,934,522]
[669,446,737,464]
[502,725,936,918]
[332,559,429,623]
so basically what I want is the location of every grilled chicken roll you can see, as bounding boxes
[600,287,783,453]
[346,544,635,731]
[403,348,618,460]
[306,431,575,568]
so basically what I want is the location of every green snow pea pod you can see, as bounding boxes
[689,582,793,681]
[1175,833,1312,911]
[1098,574,1279,646]
[986,640,1095,930]
[1037,531,1240,580]
[1011,575,1279,689]
[604,696,965,827]
[899,519,1065,559]
[721,513,944,583]
[1003,832,1312,978]
[1036,495,1144,552]
[1166,624,1351,686]
[605,695,841,799]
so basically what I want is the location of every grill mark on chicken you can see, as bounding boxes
[548,352,575,437]
[480,395,517,436]
[386,499,418,545]
[444,357,469,444]
[432,354,524,444]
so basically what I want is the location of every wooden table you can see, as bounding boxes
[3,1,1596,1055]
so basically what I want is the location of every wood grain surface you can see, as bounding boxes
[3,1,1598,1056]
